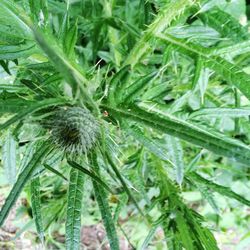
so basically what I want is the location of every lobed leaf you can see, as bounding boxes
[199,7,249,42]
[104,103,250,165]
[157,33,250,100]
[124,0,196,67]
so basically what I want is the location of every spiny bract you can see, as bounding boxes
[46,106,100,154]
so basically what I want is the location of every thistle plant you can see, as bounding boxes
[43,106,100,154]
[0,0,250,249]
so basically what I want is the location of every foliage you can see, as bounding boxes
[0,0,250,249]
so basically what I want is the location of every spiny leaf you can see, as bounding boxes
[175,211,195,250]
[123,123,174,165]
[32,29,98,113]
[0,99,33,113]
[103,0,122,67]
[65,168,85,250]
[0,142,52,227]
[192,55,203,89]
[103,103,250,165]
[105,151,145,217]
[30,176,45,243]
[92,155,120,250]
[199,7,249,42]
[188,211,219,250]
[113,193,128,224]
[198,185,220,214]
[0,98,67,131]
[0,0,33,39]
[0,60,11,74]
[124,0,196,67]
[189,172,250,206]
[185,151,203,173]
[211,39,250,58]
[166,136,184,185]
[2,129,16,184]
[20,79,48,96]
[157,33,250,100]
[67,160,114,194]
[190,107,250,119]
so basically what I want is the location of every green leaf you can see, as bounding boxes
[190,107,250,119]
[166,136,184,185]
[192,55,203,90]
[58,8,68,39]
[0,142,52,227]
[67,160,114,194]
[0,85,30,95]
[198,185,220,214]
[175,211,195,250]
[113,193,128,223]
[123,123,175,166]
[0,42,37,60]
[0,60,11,74]
[104,103,250,165]
[122,72,157,105]
[157,33,250,100]
[211,39,250,58]
[30,176,45,243]
[0,98,67,131]
[124,0,196,67]
[65,168,85,250]
[189,173,250,206]
[199,7,249,42]
[63,19,78,60]
[2,129,16,184]
[185,151,203,173]
[92,155,120,250]
[105,151,145,217]
[20,79,48,96]
[28,0,48,26]
[44,163,68,181]
[108,65,130,105]
[19,142,36,172]
[32,29,98,112]
[188,212,219,250]
[140,225,158,250]
[103,0,122,67]
[0,0,33,40]
[196,68,210,105]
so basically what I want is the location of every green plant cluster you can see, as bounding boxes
[0,0,250,249]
